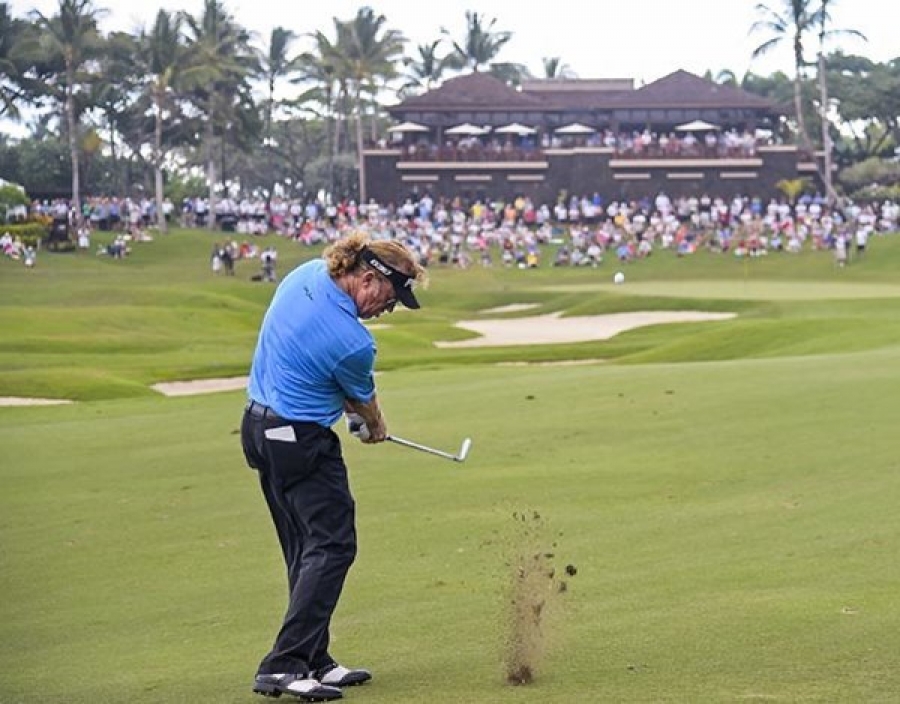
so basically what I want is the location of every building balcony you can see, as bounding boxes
[366,139,801,165]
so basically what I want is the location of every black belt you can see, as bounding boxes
[245,400,288,423]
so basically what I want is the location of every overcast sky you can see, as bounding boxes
[1,0,890,139]
[6,0,889,84]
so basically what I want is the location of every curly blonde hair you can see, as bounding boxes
[324,232,428,290]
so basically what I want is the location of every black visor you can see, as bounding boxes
[359,247,420,309]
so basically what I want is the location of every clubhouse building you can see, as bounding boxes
[364,70,823,203]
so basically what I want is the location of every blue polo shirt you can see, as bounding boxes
[248,259,376,426]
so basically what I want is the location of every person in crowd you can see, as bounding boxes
[260,246,278,282]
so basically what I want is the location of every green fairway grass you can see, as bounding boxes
[2,230,900,702]
[3,229,900,399]
[544,279,900,300]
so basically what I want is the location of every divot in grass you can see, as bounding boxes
[502,510,574,686]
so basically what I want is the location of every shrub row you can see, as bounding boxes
[2,222,51,248]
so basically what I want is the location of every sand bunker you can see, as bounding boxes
[150,376,249,397]
[0,397,74,407]
[1,310,735,404]
[435,311,735,348]
[480,303,541,314]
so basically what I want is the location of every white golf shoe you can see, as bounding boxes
[252,673,343,700]
[315,663,372,687]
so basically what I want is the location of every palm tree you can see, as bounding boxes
[136,10,189,233]
[181,0,257,229]
[442,11,512,73]
[751,0,816,150]
[488,62,531,87]
[400,40,453,97]
[542,57,577,80]
[31,0,105,225]
[256,26,298,206]
[257,27,297,148]
[0,2,27,119]
[714,68,739,87]
[813,0,866,204]
[335,7,404,202]
[292,30,342,197]
[90,30,139,199]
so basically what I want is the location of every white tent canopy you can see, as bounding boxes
[674,119,720,132]
[445,123,490,136]
[554,122,596,135]
[494,122,537,135]
[387,121,430,133]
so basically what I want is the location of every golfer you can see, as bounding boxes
[241,233,426,700]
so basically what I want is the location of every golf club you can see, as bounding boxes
[387,435,472,463]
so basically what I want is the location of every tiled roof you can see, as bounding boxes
[522,89,633,110]
[392,72,545,111]
[390,69,775,114]
[619,70,774,109]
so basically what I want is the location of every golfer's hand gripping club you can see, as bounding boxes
[345,412,371,441]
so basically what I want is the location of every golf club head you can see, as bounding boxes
[457,437,472,462]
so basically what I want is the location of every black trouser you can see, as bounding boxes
[241,403,357,676]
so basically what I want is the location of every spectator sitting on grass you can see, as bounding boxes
[553,245,571,266]
[260,246,277,282]
[1,232,19,258]
[616,242,633,262]
[99,235,130,259]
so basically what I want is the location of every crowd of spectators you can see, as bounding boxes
[28,196,175,232]
[391,127,769,162]
[172,191,898,273]
[338,192,894,269]
[14,190,899,277]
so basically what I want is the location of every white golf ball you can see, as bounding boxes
[613,272,625,284]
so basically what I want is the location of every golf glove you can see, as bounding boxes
[345,412,371,441]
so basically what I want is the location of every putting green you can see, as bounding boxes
[541,280,900,300]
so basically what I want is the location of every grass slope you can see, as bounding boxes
[3,229,900,399]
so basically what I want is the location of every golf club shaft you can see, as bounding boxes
[387,435,460,461]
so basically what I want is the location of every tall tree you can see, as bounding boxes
[706,68,739,87]
[400,40,452,97]
[812,0,866,204]
[136,10,189,232]
[488,61,531,87]
[0,2,29,118]
[256,26,298,205]
[827,53,900,160]
[335,7,404,202]
[541,57,576,80]
[181,0,257,228]
[442,11,512,73]
[292,30,342,197]
[751,0,816,150]
[88,29,140,199]
[31,0,106,223]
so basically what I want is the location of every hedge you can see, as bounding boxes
[1,222,51,248]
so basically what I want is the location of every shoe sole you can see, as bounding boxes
[253,683,343,701]
[253,681,282,698]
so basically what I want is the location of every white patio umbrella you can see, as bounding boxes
[387,121,430,133]
[554,122,596,135]
[445,122,490,136]
[494,122,537,135]
[674,119,720,132]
